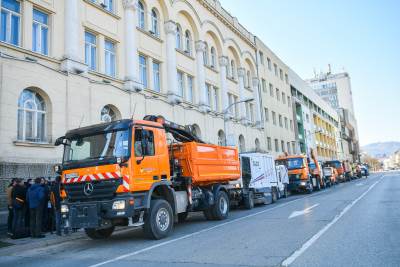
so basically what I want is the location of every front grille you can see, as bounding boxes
[289,174,300,182]
[64,179,121,202]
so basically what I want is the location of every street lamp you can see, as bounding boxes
[223,98,254,146]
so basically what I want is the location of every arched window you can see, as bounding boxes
[226,58,231,78]
[239,135,245,153]
[138,1,145,29]
[255,138,261,152]
[184,30,192,55]
[203,42,209,65]
[210,47,216,68]
[230,60,236,79]
[100,105,121,122]
[17,89,47,142]
[247,70,251,88]
[176,24,182,49]
[218,130,226,146]
[151,9,159,36]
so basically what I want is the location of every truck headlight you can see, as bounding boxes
[300,181,307,186]
[61,204,69,213]
[112,200,126,210]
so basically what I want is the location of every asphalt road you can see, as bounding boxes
[0,172,399,267]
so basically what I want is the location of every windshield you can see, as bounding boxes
[309,162,316,169]
[324,161,341,168]
[287,158,304,170]
[63,129,130,163]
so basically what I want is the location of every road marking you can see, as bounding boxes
[88,190,328,267]
[288,203,319,219]
[281,175,385,267]
[356,183,364,186]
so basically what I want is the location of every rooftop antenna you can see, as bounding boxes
[78,114,84,128]
[328,64,332,75]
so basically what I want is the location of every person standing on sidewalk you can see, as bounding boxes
[27,178,45,238]
[11,178,27,238]
[6,178,17,236]
[50,176,62,236]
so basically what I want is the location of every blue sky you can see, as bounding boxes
[219,0,400,146]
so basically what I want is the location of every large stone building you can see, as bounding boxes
[0,0,339,208]
[307,70,360,161]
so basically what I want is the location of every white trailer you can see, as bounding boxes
[228,153,288,209]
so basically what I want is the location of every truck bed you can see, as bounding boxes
[171,142,240,186]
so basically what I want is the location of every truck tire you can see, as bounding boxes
[271,187,278,203]
[244,191,254,210]
[144,199,173,240]
[283,184,288,198]
[307,182,313,194]
[211,190,229,220]
[85,226,115,239]
[178,212,189,223]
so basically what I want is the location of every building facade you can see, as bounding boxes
[307,71,360,162]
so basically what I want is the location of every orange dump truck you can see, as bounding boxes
[55,115,240,240]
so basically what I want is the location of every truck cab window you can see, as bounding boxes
[134,129,155,157]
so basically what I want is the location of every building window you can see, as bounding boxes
[176,24,182,49]
[150,9,159,37]
[287,142,291,154]
[246,70,251,88]
[105,40,116,77]
[153,61,161,92]
[288,96,291,108]
[274,64,278,76]
[292,142,296,154]
[279,69,283,80]
[262,79,267,92]
[213,87,219,111]
[206,84,211,107]
[281,140,285,152]
[269,83,274,97]
[267,58,271,70]
[276,88,280,101]
[284,117,288,129]
[272,111,276,125]
[264,108,269,122]
[139,55,147,88]
[267,137,272,151]
[187,75,194,103]
[1,0,21,46]
[17,89,46,142]
[279,114,283,127]
[259,51,264,65]
[103,0,114,13]
[184,30,192,56]
[239,135,246,153]
[290,119,293,131]
[230,60,236,79]
[249,103,254,122]
[282,92,286,104]
[138,1,145,29]
[210,47,216,68]
[275,139,279,152]
[285,73,289,84]
[177,71,184,97]
[32,9,49,55]
[85,31,97,71]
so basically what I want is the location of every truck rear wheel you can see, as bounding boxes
[85,226,115,239]
[271,187,278,203]
[211,190,229,220]
[244,191,254,210]
[144,199,173,240]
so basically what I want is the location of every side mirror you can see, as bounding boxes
[55,136,66,146]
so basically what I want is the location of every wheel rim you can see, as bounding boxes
[219,195,228,214]
[156,207,170,232]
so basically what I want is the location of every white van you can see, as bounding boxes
[228,153,287,209]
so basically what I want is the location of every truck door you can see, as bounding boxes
[132,127,160,191]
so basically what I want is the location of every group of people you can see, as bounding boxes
[6,176,62,239]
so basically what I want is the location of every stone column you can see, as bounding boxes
[219,56,229,113]
[237,68,247,123]
[252,77,262,127]
[122,0,142,91]
[61,0,87,73]
[195,41,209,113]
[164,20,180,104]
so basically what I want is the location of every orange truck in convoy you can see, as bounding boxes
[55,115,240,240]
[275,154,314,194]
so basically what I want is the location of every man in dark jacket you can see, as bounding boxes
[27,178,45,238]
[51,176,62,236]
[11,179,27,237]
[7,178,17,235]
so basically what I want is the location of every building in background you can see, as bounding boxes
[289,69,339,161]
[307,69,360,162]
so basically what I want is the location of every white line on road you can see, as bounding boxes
[281,175,385,267]
[288,203,320,219]
[88,190,328,267]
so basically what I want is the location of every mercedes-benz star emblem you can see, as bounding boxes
[83,182,94,196]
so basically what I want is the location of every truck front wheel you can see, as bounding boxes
[85,226,115,239]
[244,191,254,210]
[144,199,173,240]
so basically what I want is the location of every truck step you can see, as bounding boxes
[128,211,144,227]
